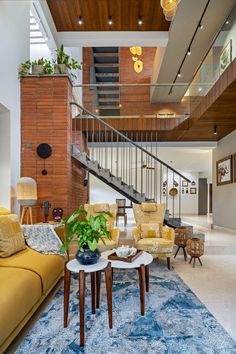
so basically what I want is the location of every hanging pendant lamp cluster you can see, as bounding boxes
[129,47,143,73]
[160,0,181,21]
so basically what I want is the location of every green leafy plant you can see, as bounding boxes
[32,58,54,75]
[60,206,112,253]
[18,60,32,77]
[55,44,82,78]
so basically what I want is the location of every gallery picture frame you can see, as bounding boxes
[216,155,232,186]
[219,39,232,75]
[190,187,197,194]
[182,181,188,187]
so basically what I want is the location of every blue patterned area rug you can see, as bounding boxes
[16,262,236,354]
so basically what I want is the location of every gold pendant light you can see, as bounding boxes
[129,47,143,73]
[160,0,181,21]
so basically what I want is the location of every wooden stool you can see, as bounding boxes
[174,227,191,261]
[186,238,204,268]
[20,206,33,224]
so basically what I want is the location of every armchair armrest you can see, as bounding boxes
[132,227,141,243]
[110,228,120,247]
[161,226,175,242]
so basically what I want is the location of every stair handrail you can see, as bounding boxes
[71,101,191,182]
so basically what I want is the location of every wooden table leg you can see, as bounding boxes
[64,263,71,328]
[90,272,95,314]
[96,271,101,309]
[167,257,171,270]
[79,270,85,346]
[105,263,113,329]
[145,265,149,292]
[138,264,145,316]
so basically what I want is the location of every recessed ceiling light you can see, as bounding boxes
[199,23,203,29]
[78,16,83,25]
[138,16,143,25]
[226,20,229,25]
[108,16,113,25]
[198,87,202,92]
[213,125,217,135]
[177,72,182,78]
[187,48,191,56]
[95,109,99,113]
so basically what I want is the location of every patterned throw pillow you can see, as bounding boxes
[0,215,26,257]
[140,223,160,238]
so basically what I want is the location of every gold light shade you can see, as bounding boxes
[16,177,37,207]
[129,47,142,56]
[134,59,143,73]
[160,0,181,21]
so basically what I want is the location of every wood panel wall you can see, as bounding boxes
[21,76,88,222]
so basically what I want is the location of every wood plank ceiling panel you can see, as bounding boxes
[46,0,170,31]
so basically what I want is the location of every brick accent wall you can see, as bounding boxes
[21,76,88,222]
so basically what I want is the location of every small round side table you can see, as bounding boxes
[186,238,204,268]
[64,258,112,346]
[174,226,192,261]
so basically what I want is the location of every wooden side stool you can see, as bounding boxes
[186,237,204,268]
[174,226,192,261]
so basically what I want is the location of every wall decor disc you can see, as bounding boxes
[36,143,52,159]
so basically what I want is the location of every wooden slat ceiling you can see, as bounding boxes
[46,0,170,31]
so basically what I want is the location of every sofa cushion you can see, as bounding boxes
[0,247,64,293]
[0,267,42,346]
[0,208,11,215]
[140,223,160,238]
[0,215,26,257]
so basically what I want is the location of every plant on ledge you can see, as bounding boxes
[54,44,82,79]
[60,206,112,265]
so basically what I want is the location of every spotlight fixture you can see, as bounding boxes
[213,125,217,135]
[108,16,113,25]
[78,16,83,25]
[138,16,143,25]
[187,48,191,55]
[198,87,202,92]
[199,23,203,29]
[95,108,99,113]
[226,20,229,25]
[177,72,182,78]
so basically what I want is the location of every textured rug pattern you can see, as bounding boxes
[16,262,236,354]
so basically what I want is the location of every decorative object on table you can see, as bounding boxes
[186,237,204,268]
[60,206,112,265]
[41,200,51,223]
[182,180,188,187]
[174,227,192,261]
[190,187,197,194]
[52,207,63,222]
[109,249,142,263]
[36,143,52,175]
[16,177,37,224]
[219,39,232,75]
[169,187,178,197]
[216,155,232,186]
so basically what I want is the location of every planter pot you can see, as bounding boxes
[54,64,68,75]
[76,246,101,265]
[32,65,44,75]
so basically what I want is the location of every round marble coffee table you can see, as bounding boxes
[101,250,153,316]
[64,258,112,346]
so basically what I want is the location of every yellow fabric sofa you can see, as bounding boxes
[132,203,175,269]
[0,210,65,353]
[84,203,120,252]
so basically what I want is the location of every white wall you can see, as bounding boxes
[0,1,30,212]
[213,130,236,230]
[0,106,10,208]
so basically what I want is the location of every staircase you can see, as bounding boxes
[71,102,191,223]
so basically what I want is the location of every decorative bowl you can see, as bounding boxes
[115,245,129,258]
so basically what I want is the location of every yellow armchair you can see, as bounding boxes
[84,203,120,252]
[132,224,175,269]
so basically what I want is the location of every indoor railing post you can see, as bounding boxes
[160,164,162,204]
[116,134,118,177]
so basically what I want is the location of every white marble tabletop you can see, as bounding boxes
[102,250,153,269]
[66,257,108,273]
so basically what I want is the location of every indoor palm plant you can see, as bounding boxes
[60,206,111,265]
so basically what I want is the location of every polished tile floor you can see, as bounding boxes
[118,214,236,342]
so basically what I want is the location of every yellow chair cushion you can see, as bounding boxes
[97,238,116,252]
[0,267,42,345]
[140,223,160,238]
[0,208,11,215]
[141,203,157,212]
[93,203,109,213]
[0,247,64,293]
[0,215,26,257]
[137,238,173,254]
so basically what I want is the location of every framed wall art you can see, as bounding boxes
[182,181,188,187]
[190,187,197,194]
[220,39,232,75]
[216,155,232,186]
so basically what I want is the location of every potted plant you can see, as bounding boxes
[18,60,32,77]
[54,44,82,79]
[60,206,112,265]
[32,58,53,75]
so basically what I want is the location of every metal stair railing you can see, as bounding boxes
[71,102,191,220]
